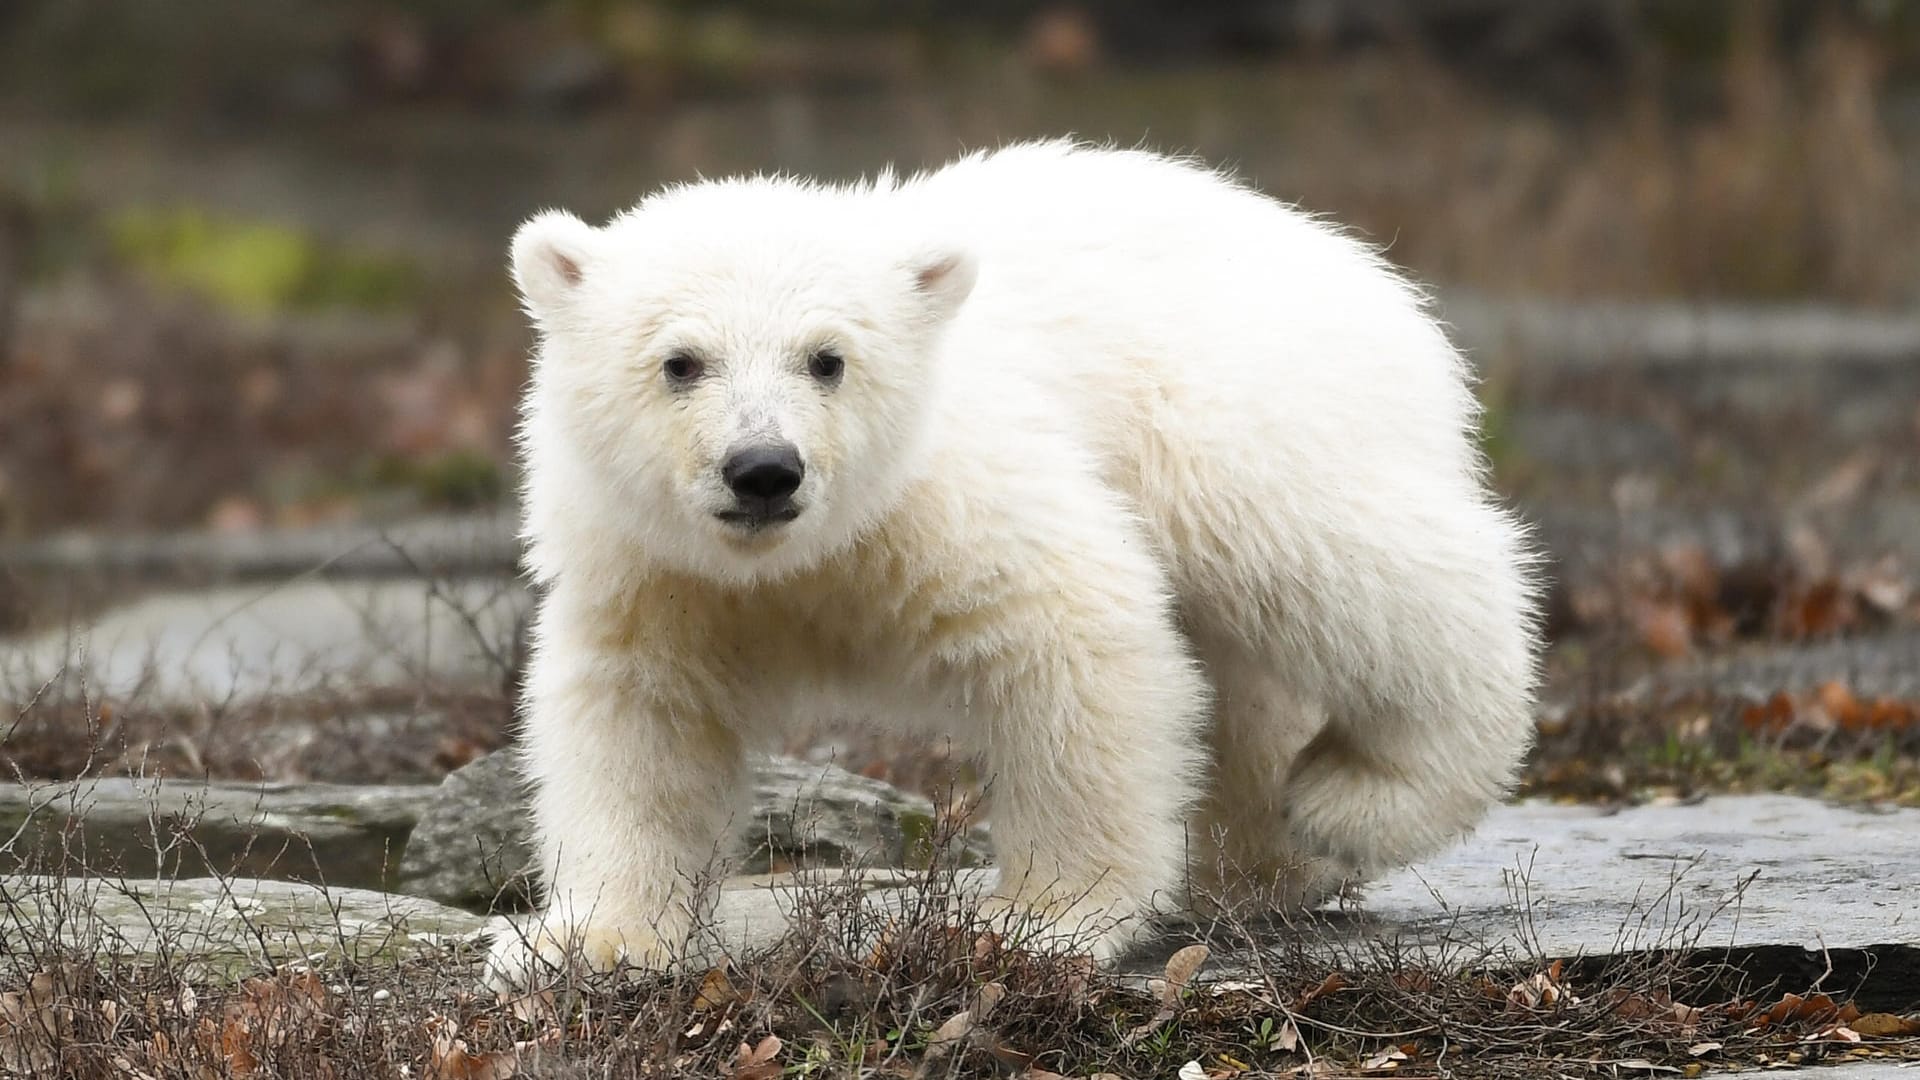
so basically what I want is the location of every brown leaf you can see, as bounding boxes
[1506,960,1573,1010]
[1637,599,1694,658]
[1778,579,1855,639]
[693,967,740,1012]
[1742,691,1797,734]
[1295,972,1348,1008]
[500,990,555,1025]
[1851,1012,1920,1037]
[1159,944,1210,1007]
[1817,680,1867,731]
[726,1035,783,1080]
[1360,1046,1408,1072]
[927,1009,976,1054]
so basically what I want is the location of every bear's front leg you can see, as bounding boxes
[953,523,1210,962]
[484,604,745,991]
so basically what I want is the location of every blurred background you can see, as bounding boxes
[3,1,1919,810]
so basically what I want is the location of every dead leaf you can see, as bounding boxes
[1851,1012,1920,1037]
[1159,944,1210,1007]
[1687,1041,1722,1056]
[1295,972,1349,1008]
[927,1009,976,1054]
[1817,680,1867,730]
[1778,579,1856,639]
[1670,999,1703,1035]
[724,1034,783,1080]
[1848,555,1910,614]
[1636,599,1694,658]
[1764,991,1858,1028]
[1506,960,1574,1010]
[973,982,1006,1022]
[1126,949,1209,1047]
[1361,1046,1408,1072]
[693,966,740,1012]
[499,990,555,1025]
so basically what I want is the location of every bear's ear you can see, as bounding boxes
[511,210,599,319]
[906,247,977,322]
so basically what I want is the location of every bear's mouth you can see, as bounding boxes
[714,505,803,532]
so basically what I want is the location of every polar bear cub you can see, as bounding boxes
[488,140,1539,985]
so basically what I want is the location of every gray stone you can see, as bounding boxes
[393,752,992,910]
[502,794,1920,971]
[0,874,488,977]
[8,795,1916,1012]
[1689,631,1920,703]
[393,751,534,910]
[1341,794,1917,959]
[745,755,990,874]
[1,577,529,706]
[0,777,430,891]
[1439,291,1920,371]
[0,511,522,583]
[1761,1067,1918,1080]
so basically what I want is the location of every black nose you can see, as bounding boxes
[722,443,805,502]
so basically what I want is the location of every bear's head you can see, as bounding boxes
[512,178,975,584]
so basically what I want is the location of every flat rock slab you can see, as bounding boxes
[1,577,528,705]
[692,796,1919,962]
[1347,793,1916,958]
[0,757,991,905]
[10,795,1916,1008]
[0,875,489,977]
[0,778,429,890]
[394,751,991,910]
[0,511,523,583]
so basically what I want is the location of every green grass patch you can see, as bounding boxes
[108,206,422,315]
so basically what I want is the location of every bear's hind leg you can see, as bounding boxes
[1185,645,1346,914]
[1277,706,1520,890]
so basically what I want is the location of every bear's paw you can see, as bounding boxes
[481,917,675,992]
[973,894,1141,964]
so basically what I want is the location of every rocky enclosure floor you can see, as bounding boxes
[3,297,1919,1074]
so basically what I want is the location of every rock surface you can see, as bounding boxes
[0,756,989,910]
[1,511,522,583]
[390,751,530,909]
[393,751,991,910]
[2,577,528,706]
[9,796,1916,1010]
[0,777,426,890]
[0,875,487,976]
[1341,793,1916,959]
[672,795,1920,963]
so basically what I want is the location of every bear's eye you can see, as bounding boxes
[808,348,845,385]
[662,352,705,383]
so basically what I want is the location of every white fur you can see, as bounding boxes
[486,140,1540,985]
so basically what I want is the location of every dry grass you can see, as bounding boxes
[1,792,1917,1080]
[1255,14,1916,306]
